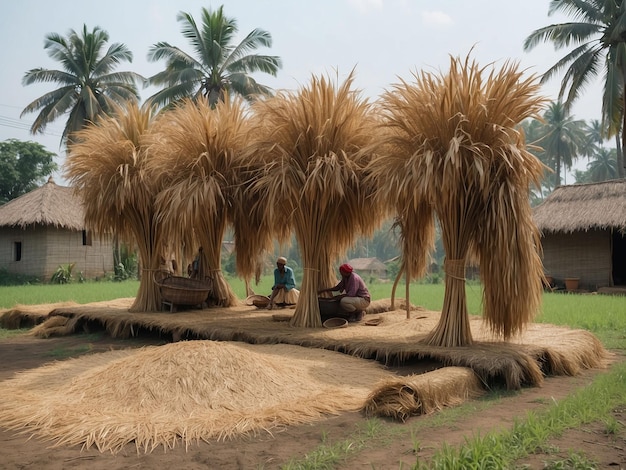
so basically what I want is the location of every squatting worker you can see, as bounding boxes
[268,256,300,310]
[318,263,370,322]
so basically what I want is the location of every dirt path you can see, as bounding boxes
[0,333,623,469]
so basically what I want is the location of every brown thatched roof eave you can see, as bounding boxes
[533,179,626,234]
[0,178,85,231]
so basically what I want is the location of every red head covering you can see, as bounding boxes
[339,263,353,274]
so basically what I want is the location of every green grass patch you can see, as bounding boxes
[0,280,141,309]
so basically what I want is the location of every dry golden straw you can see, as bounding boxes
[368,53,548,346]
[65,102,164,312]
[146,96,252,307]
[363,366,485,421]
[244,71,387,327]
[0,341,392,453]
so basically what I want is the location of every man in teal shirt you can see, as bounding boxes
[268,256,300,310]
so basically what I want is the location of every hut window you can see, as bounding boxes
[14,242,21,261]
[82,230,92,246]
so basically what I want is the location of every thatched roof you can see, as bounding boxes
[349,257,387,271]
[534,179,626,234]
[0,177,84,230]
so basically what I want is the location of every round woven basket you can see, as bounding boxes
[246,295,270,308]
[323,317,348,329]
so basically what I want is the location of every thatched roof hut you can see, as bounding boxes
[348,257,388,279]
[534,179,626,289]
[0,177,83,230]
[0,177,113,281]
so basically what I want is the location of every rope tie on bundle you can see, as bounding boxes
[444,258,466,281]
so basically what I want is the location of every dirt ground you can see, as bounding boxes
[0,332,623,470]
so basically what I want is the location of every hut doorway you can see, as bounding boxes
[612,230,626,286]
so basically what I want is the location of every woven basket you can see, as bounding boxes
[246,295,271,308]
[155,276,212,306]
[323,317,348,329]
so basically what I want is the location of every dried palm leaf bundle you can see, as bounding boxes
[65,102,163,312]
[362,366,484,421]
[245,71,387,327]
[146,97,252,307]
[370,54,547,346]
[0,341,392,453]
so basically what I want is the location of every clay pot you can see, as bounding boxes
[564,277,580,291]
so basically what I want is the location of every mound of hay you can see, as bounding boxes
[362,366,484,422]
[0,302,78,329]
[0,340,394,454]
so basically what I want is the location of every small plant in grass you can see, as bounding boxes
[50,263,75,284]
[602,415,621,435]
[542,452,598,469]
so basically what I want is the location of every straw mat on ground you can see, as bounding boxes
[26,299,607,390]
[0,341,392,453]
[363,366,484,422]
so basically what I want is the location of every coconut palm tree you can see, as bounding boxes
[523,0,626,178]
[21,25,144,147]
[65,102,163,312]
[368,55,547,347]
[245,72,386,328]
[535,101,587,186]
[146,5,282,109]
[587,147,619,181]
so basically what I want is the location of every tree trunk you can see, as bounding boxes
[616,95,626,178]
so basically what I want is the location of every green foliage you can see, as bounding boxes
[0,267,40,286]
[50,263,75,284]
[146,5,281,109]
[524,0,626,178]
[22,25,143,145]
[0,139,57,204]
[114,253,138,282]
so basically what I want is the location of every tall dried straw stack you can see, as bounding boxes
[65,102,163,312]
[146,97,251,307]
[368,54,548,346]
[245,72,387,327]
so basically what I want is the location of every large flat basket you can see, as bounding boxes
[155,275,212,306]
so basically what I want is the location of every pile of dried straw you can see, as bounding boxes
[0,340,392,453]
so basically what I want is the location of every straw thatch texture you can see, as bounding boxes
[368,54,547,346]
[0,302,78,329]
[534,179,626,233]
[0,341,392,453]
[65,102,164,312]
[26,301,606,390]
[0,178,84,230]
[146,97,250,307]
[362,366,484,421]
[245,72,387,327]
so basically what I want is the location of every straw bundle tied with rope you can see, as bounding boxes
[65,102,165,312]
[146,97,251,308]
[363,366,484,422]
[0,341,392,453]
[244,71,388,328]
[368,53,548,347]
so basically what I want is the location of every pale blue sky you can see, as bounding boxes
[0,0,603,179]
